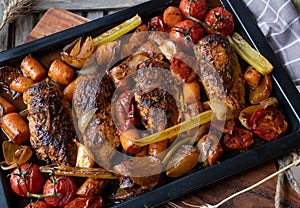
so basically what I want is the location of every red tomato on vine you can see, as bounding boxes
[204,7,235,36]
[10,163,45,197]
[179,0,208,20]
[170,20,204,47]
[43,176,77,208]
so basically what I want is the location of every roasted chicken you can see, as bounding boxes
[134,58,179,134]
[24,79,77,166]
[194,34,245,120]
[73,73,119,169]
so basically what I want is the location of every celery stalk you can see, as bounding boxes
[227,32,273,75]
[135,110,212,147]
[92,14,142,47]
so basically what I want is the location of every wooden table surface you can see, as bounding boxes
[1,1,300,207]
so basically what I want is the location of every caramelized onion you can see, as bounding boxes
[1,141,32,170]
[78,108,98,134]
[61,36,94,68]
[74,140,95,168]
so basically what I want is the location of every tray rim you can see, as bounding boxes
[0,0,300,207]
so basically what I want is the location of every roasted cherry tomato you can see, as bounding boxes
[179,0,208,20]
[223,127,254,150]
[24,201,52,208]
[10,163,45,197]
[249,107,288,140]
[171,53,197,82]
[43,176,76,208]
[204,7,235,36]
[148,16,167,31]
[163,6,183,27]
[170,20,204,47]
[64,197,104,208]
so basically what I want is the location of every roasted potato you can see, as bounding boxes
[48,59,74,85]
[0,112,30,145]
[20,55,47,81]
[76,178,108,197]
[197,133,223,166]
[148,140,168,157]
[166,145,200,177]
[244,66,261,88]
[114,156,162,189]
[9,75,34,93]
[249,74,272,104]
[120,129,143,155]
[0,96,16,116]
[63,79,77,103]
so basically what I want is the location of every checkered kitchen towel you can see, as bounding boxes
[242,0,300,85]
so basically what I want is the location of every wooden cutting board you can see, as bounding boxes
[23,7,89,43]
[25,7,300,208]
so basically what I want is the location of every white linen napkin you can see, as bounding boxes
[242,0,300,85]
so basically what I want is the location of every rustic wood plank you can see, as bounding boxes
[14,14,38,46]
[31,0,149,11]
[0,3,8,52]
[23,7,89,43]
[159,161,300,208]
[86,11,104,21]
[108,9,123,15]
[0,24,8,52]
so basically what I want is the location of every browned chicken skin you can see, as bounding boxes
[134,59,179,134]
[73,73,120,169]
[194,34,245,120]
[24,79,77,166]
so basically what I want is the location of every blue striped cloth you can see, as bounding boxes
[242,0,300,85]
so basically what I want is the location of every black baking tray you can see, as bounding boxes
[0,0,300,207]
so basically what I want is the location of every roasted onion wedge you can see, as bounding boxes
[1,141,32,170]
[239,105,263,130]
[61,36,94,68]
[166,145,200,178]
[74,140,95,168]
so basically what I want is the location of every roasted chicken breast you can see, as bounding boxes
[24,79,77,166]
[73,73,119,169]
[134,58,179,134]
[194,34,245,120]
